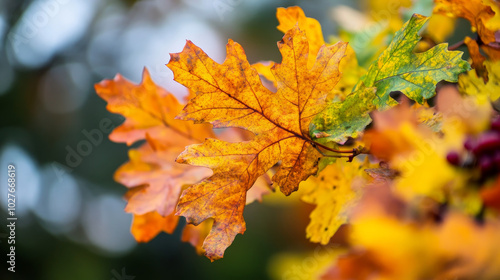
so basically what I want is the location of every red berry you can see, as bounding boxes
[464,137,476,151]
[493,151,500,170]
[472,132,500,156]
[480,156,493,173]
[446,151,461,166]
[491,116,500,132]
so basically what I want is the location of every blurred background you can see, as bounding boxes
[0,0,353,279]
[0,0,470,279]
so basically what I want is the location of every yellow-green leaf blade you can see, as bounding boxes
[311,14,470,143]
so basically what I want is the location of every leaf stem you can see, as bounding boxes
[312,141,357,154]
[310,140,365,161]
[448,40,465,51]
[322,154,347,158]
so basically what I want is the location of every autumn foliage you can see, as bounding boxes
[96,1,500,279]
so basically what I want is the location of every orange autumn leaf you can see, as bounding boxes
[124,137,255,249]
[254,6,362,100]
[120,137,216,246]
[277,6,325,68]
[482,43,500,61]
[131,212,179,242]
[481,176,500,212]
[96,69,272,249]
[116,138,211,217]
[321,184,500,280]
[182,220,213,255]
[167,26,348,260]
[464,36,489,83]
[95,69,216,246]
[321,250,385,280]
[363,100,419,161]
[95,69,214,217]
[130,210,213,252]
[322,212,500,280]
[252,6,326,85]
[434,0,497,44]
[94,68,213,146]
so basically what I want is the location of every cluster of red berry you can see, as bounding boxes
[447,116,500,179]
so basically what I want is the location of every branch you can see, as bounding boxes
[448,40,465,51]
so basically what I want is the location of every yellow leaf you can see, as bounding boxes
[301,158,373,245]
[425,14,456,43]
[483,0,500,31]
[276,6,325,68]
[459,60,500,102]
[368,0,411,31]
[322,187,500,280]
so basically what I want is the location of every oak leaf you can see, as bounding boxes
[253,6,364,100]
[484,0,500,30]
[300,158,373,244]
[481,43,500,61]
[167,26,348,260]
[276,6,325,68]
[131,211,179,243]
[182,220,213,255]
[94,68,213,146]
[352,14,469,106]
[311,14,469,143]
[433,0,500,61]
[115,138,210,217]
[96,69,272,249]
[95,69,216,245]
[433,0,498,44]
[459,60,500,102]
[95,69,213,216]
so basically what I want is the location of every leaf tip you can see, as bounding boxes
[141,66,150,76]
[206,253,222,262]
[412,13,426,19]
[175,156,187,164]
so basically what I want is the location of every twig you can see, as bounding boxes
[448,40,465,50]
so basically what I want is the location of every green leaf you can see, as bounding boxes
[311,86,376,143]
[310,14,470,143]
[362,13,470,107]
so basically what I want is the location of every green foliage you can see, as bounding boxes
[310,14,470,143]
